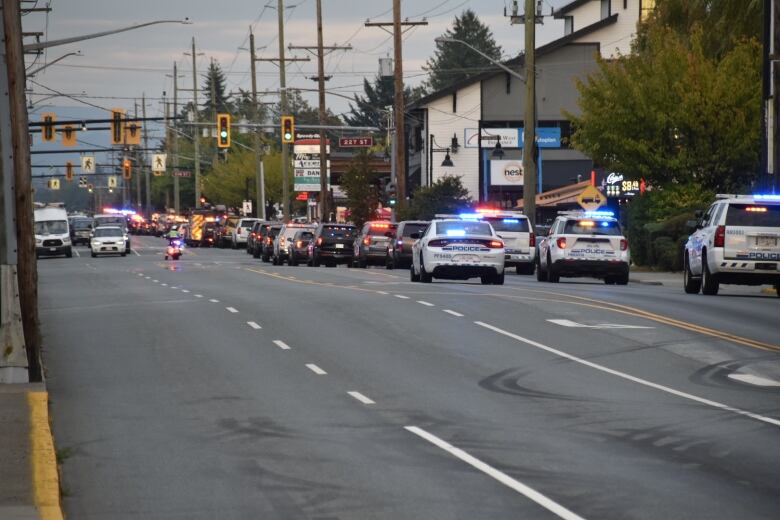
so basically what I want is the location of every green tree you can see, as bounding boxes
[201,60,232,119]
[423,9,502,92]
[344,75,424,133]
[400,175,472,220]
[567,26,761,193]
[341,150,383,226]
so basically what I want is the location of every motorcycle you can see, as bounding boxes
[165,238,183,260]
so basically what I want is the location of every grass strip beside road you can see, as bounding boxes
[27,391,64,520]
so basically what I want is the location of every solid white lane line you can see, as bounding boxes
[394,294,410,299]
[226,307,239,313]
[405,426,584,520]
[376,291,389,295]
[546,319,653,330]
[347,391,375,405]
[209,298,220,303]
[247,321,262,330]
[181,289,190,293]
[417,300,435,307]
[443,309,464,317]
[194,294,203,298]
[474,321,780,428]
[131,248,141,256]
[728,373,780,387]
[273,340,291,350]
[305,363,327,375]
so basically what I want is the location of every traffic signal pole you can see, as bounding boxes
[142,92,151,216]
[173,61,181,213]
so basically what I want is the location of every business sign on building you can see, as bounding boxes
[603,172,644,198]
[519,127,562,148]
[465,127,561,149]
[292,139,330,192]
[490,160,524,186]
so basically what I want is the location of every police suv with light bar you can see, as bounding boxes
[683,194,780,296]
[537,211,630,284]
[466,209,536,275]
[410,218,506,285]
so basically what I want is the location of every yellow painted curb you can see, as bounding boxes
[761,287,777,295]
[27,392,65,520]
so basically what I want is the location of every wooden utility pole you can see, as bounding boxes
[366,6,427,212]
[249,29,266,219]
[172,62,180,213]
[3,0,40,381]
[771,0,779,189]
[523,0,537,226]
[142,93,151,216]
[134,101,141,209]
[190,38,202,208]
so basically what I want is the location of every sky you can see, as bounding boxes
[25,0,571,154]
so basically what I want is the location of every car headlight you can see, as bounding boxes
[63,236,71,243]
[92,240,101,246]
[36,239,42,245]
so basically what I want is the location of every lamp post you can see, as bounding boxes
[429,134,455,186]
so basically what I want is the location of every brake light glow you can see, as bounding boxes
[316,237,323,246]
[714,225,725,247]
[296,240,303,248]
[556,237,567,249]
[578,220,595,227]
[529,232,535,248]
[745,206,767,212]
[620,239,628,251]
[489,240,503,248]
[363,237,371,246]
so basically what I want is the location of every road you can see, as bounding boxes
[39,234,780,519]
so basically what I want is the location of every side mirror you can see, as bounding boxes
[409,232,420,240]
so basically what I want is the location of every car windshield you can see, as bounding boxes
[269,227,282,237]
[402,223,428,237]
[95,216,125,227]
[321,226,355,239]
[297,232,314,240]
[484,217,529,233]
[35,220,68,234]
[71,220,92,230]
[94,228,123,237]
[564,219,623,236]
[725,204,780,226]
[436,221,493,236]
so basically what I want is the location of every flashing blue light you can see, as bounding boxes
[446,229,466,237]
[583,210,614,217]
[754,194,780,201]
[459,213,484,220]
[600,221,611,227]
[502,218,520,224]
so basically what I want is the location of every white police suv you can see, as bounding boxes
[683,194,780,296]
[537,210,630,284]
[470,209,536,275]
[410,218,506,285]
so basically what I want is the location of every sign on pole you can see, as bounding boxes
[338,136,373,148]
[107,176,118,189]
[577,185,607,211]
[172,170,191,178]
[78,176,87,188]
[152,153,167,173]
[81,155,96,173]
[242,200,252,216]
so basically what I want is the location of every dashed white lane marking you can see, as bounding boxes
[247,321,262,329]
[161,283,168,286]
[376,291,389,295]
[137,273,143,277]
[347,391,375,405]
[443,309,464,317]
[73,248,80,257]
[131,248,141,256]
[417,300,435,307]
[145,276,151,279]
[152,279,159,283]
[728,373,780,387]
[305,363,327,375]
[394,294,410,299]
[181,289,190,293]
[474,321,780,428]
[194,294,203,298]
[405,426,584,520]
[273,340,291,350]
[209,299,220,303]
[226,307,239,313]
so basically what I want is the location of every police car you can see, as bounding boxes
[683,194,780,296]
[537,211,630,284]
[472,209,536,275]
[410,217,505,285]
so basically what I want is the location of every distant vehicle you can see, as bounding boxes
[232,218,259,248]
[246,221,263,255]
[165,239,183,260]
[217,216,239,248]
[386,220,429,269]
[201,222,218,247]
[309,223,357,267]
[69,217,93,246]
[260,224,283,262]
[289,229,315,266]
[683,194,780,296]
[536,211,629,285]
[272,223,316,265]
[410,218,505,284]
[475,210,536,275]
[186,210,218,247]
[93,213,129,251]
[90,226,127,257]
[35,204,72,258]
[352,221,397,268]
[251,222,279,259]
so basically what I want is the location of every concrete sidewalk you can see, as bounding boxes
[0,383,63,520]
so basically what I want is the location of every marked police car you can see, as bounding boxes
[537,211,630,284]
[472,209,536,275]
[410,217,505,285]
[683,194,780,296]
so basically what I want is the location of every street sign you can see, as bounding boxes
[339,136,373,148]
[242,200,252,216]
[48,179,60,190]
[172,170,191,177]
[152,154,167,173]
[107,176,118,189]
[577,185,607,211]
[81,155,96,174]
[78,176,87,188]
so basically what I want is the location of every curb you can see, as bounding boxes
[629,278,663,286]
[761,287,778,296]
[27,392,64,520]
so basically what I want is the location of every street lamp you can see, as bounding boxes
[429,134,454,185]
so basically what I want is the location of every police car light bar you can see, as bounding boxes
[459,213,485,220]
[559,210,615,218]
[753,194,780,201]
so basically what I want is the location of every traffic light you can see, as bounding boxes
[111,108,126,145]
[65,161,74,182]
[385,181,397,207]
[41,113,56,142]
[281,115,294,144]
[217,113,231,148]
[61,124,77,146]
[122,158,132,179]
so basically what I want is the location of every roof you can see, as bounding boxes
[515,180,592,209]
[409,18,613,110]
[553,0,593,18]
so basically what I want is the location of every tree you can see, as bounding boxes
[344,75,424,134]
[566,26,761,192]
[423,9,502,92]
[201,60,231,119]
[400,175,472,220]
[341,150,383,226]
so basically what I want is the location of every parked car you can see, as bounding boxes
[217,216,239,248]
[309,223,357,267]
[260,224,283,262]
[232,218,259,248]
[272,223,316,265]
[386,220,429,269]
[252,222,280,259]
[246,221,264,255]
[289,229,315,266]
[35,204,72,258]
[352,221,397,268]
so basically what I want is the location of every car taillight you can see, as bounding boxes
[620,238,628,251]
[316,237,323,246]
[714,225,725,247]
[363,237,370,246]
[488,240,503,248]
[529,232,535,248]
[428,239,448,247]
[556,237,567,249]
[296,240,303,248]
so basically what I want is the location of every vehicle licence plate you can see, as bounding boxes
[757,236,777,247]
[335,243,344,249]
[49,247,56,252]
[453,254,479,263]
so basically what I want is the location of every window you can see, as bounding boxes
[640,0,656,20]
[484,217,530,233]
[726,205,780,227]
[436,221,493,236]
[564,16,573,35]
[601,0,610,19]
[35,220,68,235]
[401,223,428,237]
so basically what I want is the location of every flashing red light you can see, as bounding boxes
[371,223,390,229]
[556,237,567,249]
[714,225,726,247]
[620,238,628,251]
[316,237,323,246]
[363,237,371,246]
[488,240,504,248]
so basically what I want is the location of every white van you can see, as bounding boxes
[34,204,72,258]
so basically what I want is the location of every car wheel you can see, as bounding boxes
[683,254,702,294]
[65,247,73,258]
[516,264,532,275]
[121,252,127,257]
[480,274,492,285]
[493,271,505,285]
[420,255,433,283]
[547,254,560,283]
[410,264,420,282]
[701,252,719,295]
[536,258,546,282]
[604,277,616,285]
[312,255,321,267]
[386,258,394,270]
[91,252,97,258]
[615,273,629,285]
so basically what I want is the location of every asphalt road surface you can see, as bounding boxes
[39,235,780,519]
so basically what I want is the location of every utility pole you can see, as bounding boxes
[289,1,352,221]
[249,29,266,219]
[210,58,218,169]
[142,93,151,216]
[188,37,202,208]
[172,62,180,213]
[771,0,778,190]
[134,100,141,210]
[366,5,427,213]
